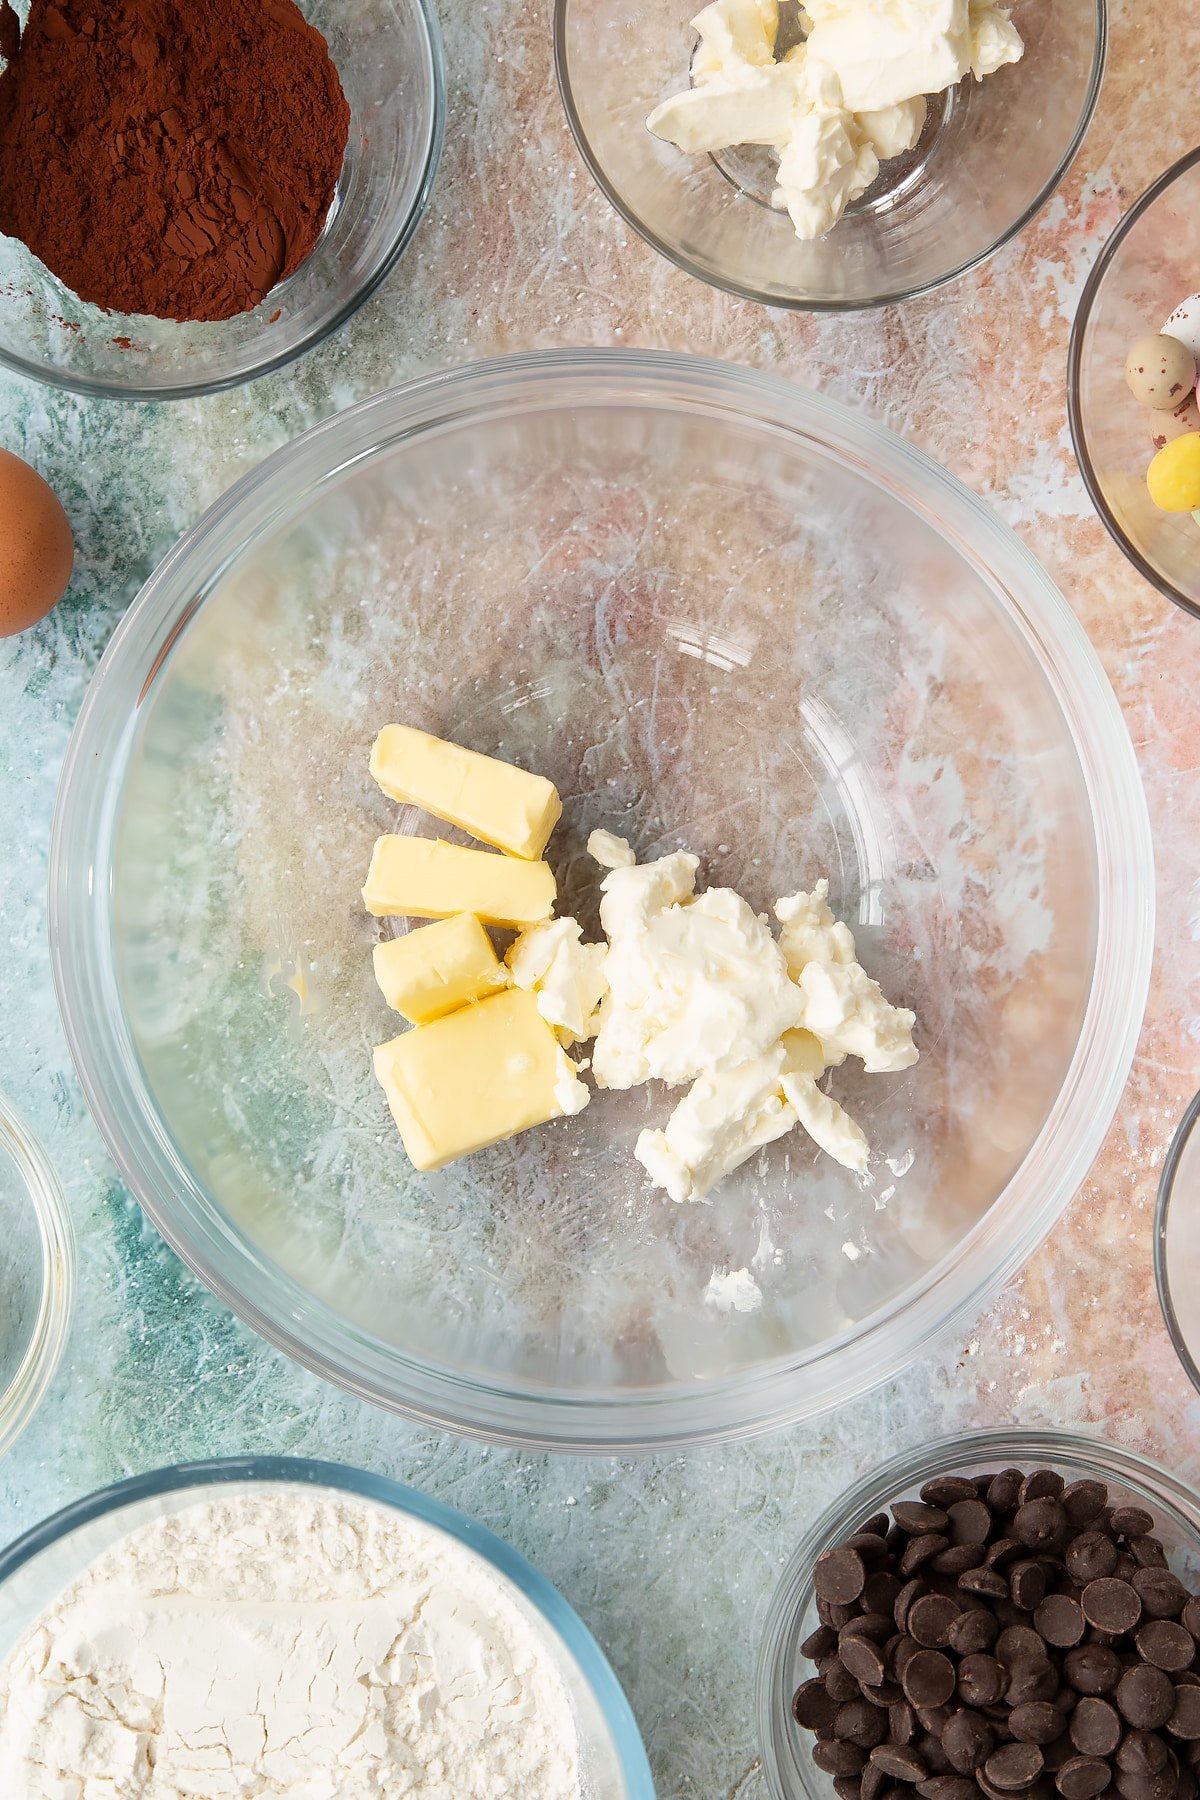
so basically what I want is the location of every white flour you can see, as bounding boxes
[0,1488,583,1799]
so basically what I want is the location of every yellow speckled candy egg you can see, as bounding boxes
[1147,432,1200,512]
[1125,333,1197,410]
[0,448,73,635]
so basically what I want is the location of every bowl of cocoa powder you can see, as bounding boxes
[0,0,444,398]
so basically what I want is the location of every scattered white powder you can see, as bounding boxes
[703,1265,763,1313]
[0,1488,582,1800]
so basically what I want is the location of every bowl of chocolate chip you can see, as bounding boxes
[759,1431,1200,1800]
[0,0,444,398]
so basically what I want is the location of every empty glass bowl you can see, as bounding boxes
[0,0,444,399]
[50,351,1151,1450]
[0,1093,74,1459]
[1155,1088,1200,1393]
[757,1430,1200,1800]
[0,1457,654,1797]
[1069,149,1200,621]
[554,0,1105,310]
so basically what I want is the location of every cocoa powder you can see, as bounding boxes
[0,0,350,322]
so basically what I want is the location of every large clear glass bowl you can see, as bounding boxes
[0,1092,74,1461]
[554,0,1105,310]
[49,351,1152,1450]
[757,1429,1200,1800]
[1069,149,1200,621]
[0,0,444,400]
[0,1457,653,1797]
[1155,1088,1200,1394]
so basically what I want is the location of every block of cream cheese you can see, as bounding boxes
[373,988,588,1172]
[370,725,562,860]
[373,914,505,1023]
[363,836,556,928]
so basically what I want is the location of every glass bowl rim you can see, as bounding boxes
[0,1452,655,1796]
[0,1092,74,1461]
[1067,143,1200,624]
[1154,1085,1200,1397]
[48,347,1153,1451]
[0,0,446,403]
[755,1425,1200,1800]
[552,0,1108,313]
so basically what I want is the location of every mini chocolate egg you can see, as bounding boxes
[1150,391,1200,450]
[1163,292,1200,361]
[0,447,73,636]
[1125,333,1197,410]
[1147,431,1200,512]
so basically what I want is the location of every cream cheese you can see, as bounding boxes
[506,917,608,1045]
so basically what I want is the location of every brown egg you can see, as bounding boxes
[0,446,74,636]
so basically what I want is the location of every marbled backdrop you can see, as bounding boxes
[2,2,1199,1795]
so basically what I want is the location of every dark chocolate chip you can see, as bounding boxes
[1112,1767,1180,1800]
[943,1709,996,1773]
[990,1542,1028,1571]
[1137,1623,1196,1675]
[901,1537,953,1578]
[988,1472,1027,1515]
[923,1478,986,1510]
[844,1614,901,1645]
[837,1699,891,1749]
[894,1502,952,1535]
[918,1779,980,1800]
[893,1638,921,1681]
[871,1744,929,1783]
[1022,1473,1068,1505]
[1037,1596,1087,1649]
[818,1547,869,1604]
[862,1513,893,1537]
[949,1500,994,1546]
[1110,1511,1156,1541]
[986,1743,1047,1791]
[1117,1667,1177,1731]
[1011,1704,1071,1746]
[816,1740,870,1775]
[1130,1540,1169,1573]
[863,1682,907,1708]
[959,1654,1009,1706]
[826,1658,863,1703]
[1134,1572,1189,1622]
[963,1569,1015,1600]
[1182,1601,1200,1641]
[909,1595,962,1649]
[1062,1485,1111,1528]
[934,1546,988,1576]
[1017,1502,1069,1551]
[1170,1688,1200,1741]
[1071,1699,1123,1757]
[1117,1734,1170,1777]
[897,1581,929,1631]
[918,1731,954,1775]
[1000,1628,1051,1668]
[803,1624,839,1661]
[1069,1537,1121,1586]
[1082,1581,1143,1635]
[1013,1563,1051,1611]
[950,1608,1001,1655]
[1008,1664,1064,1707]
[865,1574,906,1617]
[903,1650,958,1708]
[1056,1756,1114,1799]
[890,1700,919,1745]
[795,1676,839,1730]
[834,1779,864,1800]
[849,1533,894,1564]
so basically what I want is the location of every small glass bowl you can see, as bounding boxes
[756,1429,1200,1800]
[1155,1088,1200,1393]
[0,1457,654,1797]
[0,0,444,400]
[0,1094,74,1459]
[554,0,1105,311]
[1069,149,1200,621]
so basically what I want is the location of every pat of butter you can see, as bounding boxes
[373,988,588,1172]
[373,914,504,1023]
[370,725,562,860]
[363,836,556,928]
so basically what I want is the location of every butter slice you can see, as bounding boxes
[373,914,504,1023]
[370,725,562,860]
[373,988,588,1172]
[363,836,556,928]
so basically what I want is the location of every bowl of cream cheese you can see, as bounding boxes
[49,350,1150,1449]
[0,1457,653,1796]
[554,0,1106,310]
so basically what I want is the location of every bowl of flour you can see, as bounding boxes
[0,1457,652,1798]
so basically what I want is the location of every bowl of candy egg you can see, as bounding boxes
[554,0,1105,310]
[1069,149,1200,621]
